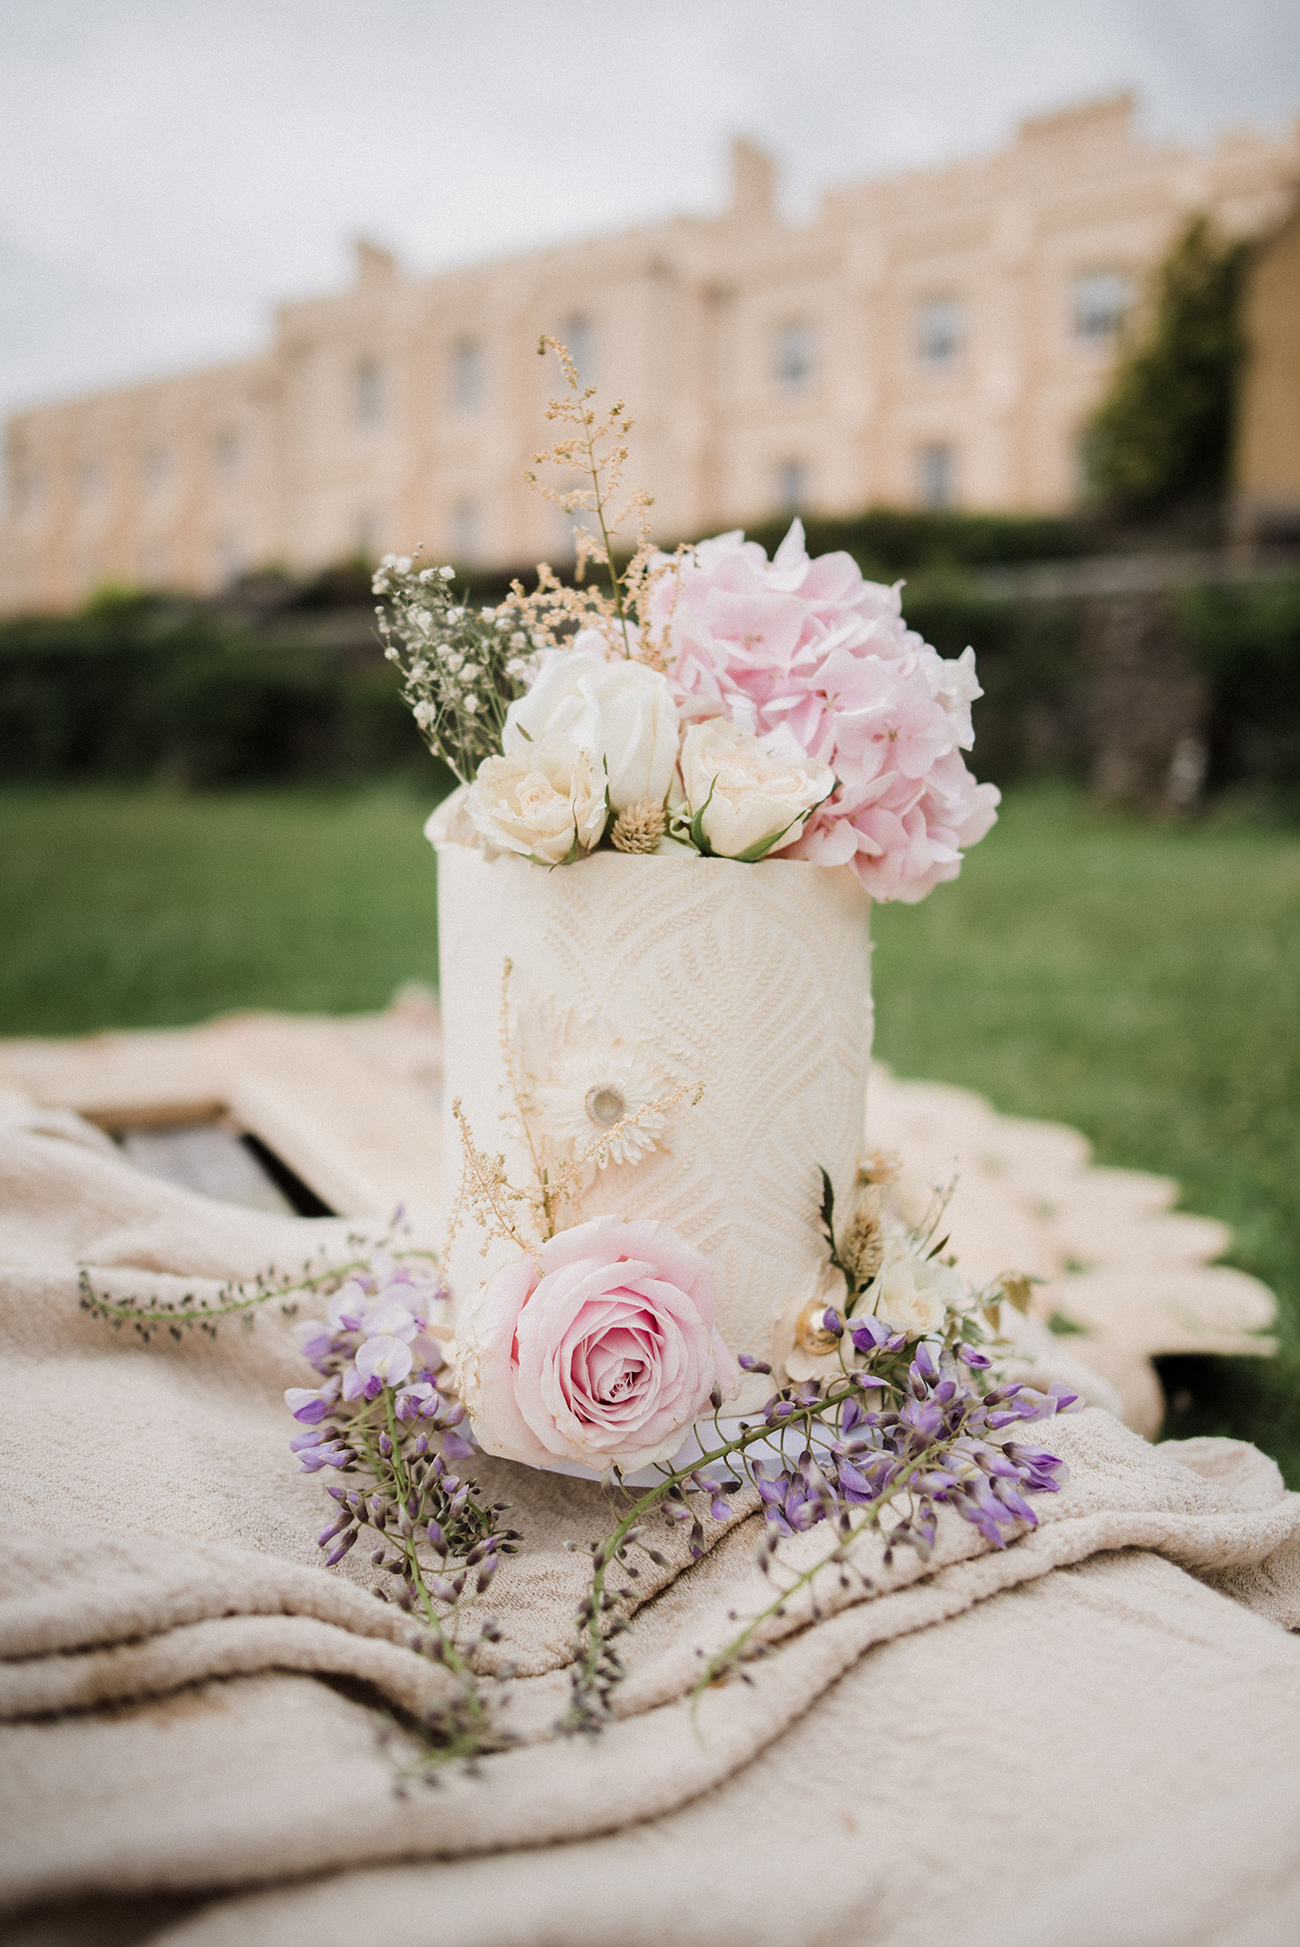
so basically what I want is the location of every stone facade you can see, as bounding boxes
[1235,195,1300,540]
[2,93,1297,613]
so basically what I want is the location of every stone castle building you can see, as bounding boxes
[2,92,1297,613]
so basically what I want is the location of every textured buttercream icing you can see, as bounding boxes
[436,842,872,1402]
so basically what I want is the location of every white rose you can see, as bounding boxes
[679,719,833,861]
[464,736,607,866]
[872,1247,963,1339]
[503,637,679,811]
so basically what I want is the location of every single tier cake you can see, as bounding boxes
[436,838,873,1410]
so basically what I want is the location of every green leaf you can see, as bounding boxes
[731,809,811,864]
[688,776,719,857]
[817,1165,837,1261]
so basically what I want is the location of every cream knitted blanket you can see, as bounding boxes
[5,1106,1300,1947]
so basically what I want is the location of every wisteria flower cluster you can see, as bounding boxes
[284,1253,522,1758]
[381,338,998,901]
[557,1176,1076,1718]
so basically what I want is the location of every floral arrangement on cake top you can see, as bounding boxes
[376,339,999,903]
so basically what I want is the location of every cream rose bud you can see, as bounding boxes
[680,719,834,861]
[503,639,679,811]
[464,736,607,866]
[872,1247,964,1339]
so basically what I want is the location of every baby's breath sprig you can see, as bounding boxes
[374,550,540,786]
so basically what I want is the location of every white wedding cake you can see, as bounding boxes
[436,840,872,1401]
[377,347,996,1474]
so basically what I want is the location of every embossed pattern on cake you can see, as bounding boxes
[437,843,872,1400]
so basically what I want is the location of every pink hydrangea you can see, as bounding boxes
[648,520,1000,902]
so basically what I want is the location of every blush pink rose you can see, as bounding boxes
[649,519,1000,903]
[453,1216,741,1474]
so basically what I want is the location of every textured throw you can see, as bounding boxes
[5,1105,1300,1947]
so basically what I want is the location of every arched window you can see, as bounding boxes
[452,337,483,412]
[563,314,595,386]
[453,500,482,565]
[355,358,384,427]
[776,458,806,514]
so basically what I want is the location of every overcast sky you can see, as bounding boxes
[1,0,1297,420]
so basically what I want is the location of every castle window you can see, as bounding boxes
[453,500,482,565]
[562,315,595,386]
[355,358,384,427]
[1073,271,1131,342]
[776,323,815,388]
[917,297,963,368]
[917,443,955,508]
[776,458,806,514]
[452,337,483,412]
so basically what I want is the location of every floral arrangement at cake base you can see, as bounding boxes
[81,1164,1077,1761]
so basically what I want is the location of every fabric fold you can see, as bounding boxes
[5,1114,1300,1945]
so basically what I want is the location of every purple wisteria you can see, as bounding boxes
[748,1332,1073,1565]
[567,1249,1079,1719]
[283,1256,518,1759]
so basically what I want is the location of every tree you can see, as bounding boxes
[1084,217,1247,513]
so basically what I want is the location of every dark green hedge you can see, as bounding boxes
[739,508,1083,578]
[0,594,437,789]
[1181,579,1300,804]
[2,578,1296,809]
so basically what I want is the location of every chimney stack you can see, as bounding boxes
[730,137,775,221]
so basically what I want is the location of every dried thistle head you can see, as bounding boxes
[842,1193,885,1288]
[610,797,667,854]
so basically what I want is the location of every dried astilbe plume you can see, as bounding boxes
[446,1098,535,1261]
[500,337,683,667]
[610,797,667,854]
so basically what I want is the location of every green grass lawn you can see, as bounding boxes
[3,781,1298,1476]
